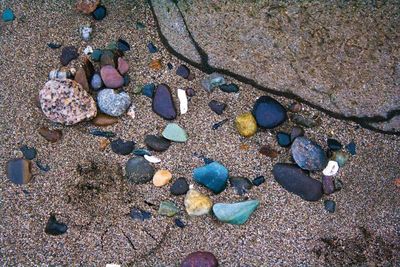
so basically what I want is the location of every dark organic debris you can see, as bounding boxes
[212,119,228,130]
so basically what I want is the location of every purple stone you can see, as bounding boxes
[152,84,177,120]
[322,175,335,195]
[181,251,218,267]
[186,87,195,97]
[208,100,226,115]
[176,64,190,79]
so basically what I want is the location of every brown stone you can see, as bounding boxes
[259,145,279,158]
[149,59,162,70]
[92,113,118,126]
[74,67,90,91]
[100,50,117,67]
[7,159,32,185]
[76,0,100,14]
[99,138,110,150]
[38,127,63,143]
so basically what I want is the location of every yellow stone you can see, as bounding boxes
[153,170,172,187]
[184,188,212,216]
[235,112,257,137]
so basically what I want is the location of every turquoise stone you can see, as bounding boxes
[158,201,179,217]
[91,49,103,62]
[193,162,228,194]
[162,123,188,143]
[2,8,15,22]
[213,200,260,225]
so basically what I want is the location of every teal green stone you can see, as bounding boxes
[162,123,188,143]
[158,201,179,217]
[133,84,143,94]
[193,162,228,194]
[2,8,15,22]
[332,151,349,167]
[91,49,103,62]
[213,200,260,225]
[106,41,118,51]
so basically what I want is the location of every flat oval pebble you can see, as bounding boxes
[20,145,37,160]
[252,96,287,128]
[38,127,62,142]
[184,188,213,216]
[176,65,190,79]
[181,251,218,267]
[130,208,151,221]
[276,132,291,147]
[170,177,189,195]
[229,177,253,195]
[272,163,323,201]
[327,138,342,151]
[125,157,155,184]
[92,5,106,20]
[90,73,103,90]
[7,159,32,185]
[162,123,188,143]
[158,201,179,217]
[322,160,339,176]
[45,214,67,236]
[92,113,118,126]
[153,170,172,187]
[60,46,78,66]
[100,66,124,88]
[252,176,265,186]
[110,138,135,155]
[235,112,257,137]
[213,200,260,225]
[219,83,239,93]
[97,89,131,117]
[117,57,129,75]
[291,137,328,171]
[208,100,226,115]
[144,135,170,152]
[152,84,177,120]
[193,162,229,194]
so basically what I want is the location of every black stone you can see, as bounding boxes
[167,62,173,70]
[144,135,171,152]
[327,138,342,151]
[20,145,37,160]
[186,88,195,97]
[92,5,107,21]
[116,38,130,52]
[60,46,78,66]
[176,65,190,79]
[170,177,189,196]
[48,43,61,49]
[219,83,239,93]
[324,200,336,213]
[125,157,155,184]
[111,138,135,155]
[229,177,253,196]
[252,96,287,128]
[208,100,226,115]
[45,214,67,236]
[252,176,265,186]
[152,84,177,120]
[276,132,291,147]
[272,163,323,201]
[130,208,151,221]
[212,119,228,130]
[174,218,185,228]
[290,126,305,142]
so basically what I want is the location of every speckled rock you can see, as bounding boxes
[213,200,260,225]
[291,137,328,171]
[193,162,229,194]
[184,188,213,216]
[39,79,97,125]
[153,170,172,187]
[181,251,219,267]
[125,157,155,184]
[7,159,32,185]
[97,89,131,117]
[152,84,177,120]
[100,65,124,88]
[252,96,287,129]
[235,112,257,137]
[76,0,100,14]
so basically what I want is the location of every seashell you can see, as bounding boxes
[322,160,339,176]
[144,155,161,163]
[177,88,188,115]
[80,26,93,41]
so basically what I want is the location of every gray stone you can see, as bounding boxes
[291,137,328,171]
[125,157,155,184]
[97,89,131,117]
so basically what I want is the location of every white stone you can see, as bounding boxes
[144,155,161,163]
[127,104,135,119]
[177,88,188,115]
[83,45,93,55]
[322,160,339,176]
[106,264,120,267]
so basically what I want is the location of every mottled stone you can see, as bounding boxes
[76,0,100,14]
[213,200,260,225]
[60,46,78,66]
[193,162,228,194]
[100,65,124,88]
[144,135,170,152]
[252,96,287,128]
[291,114,319,128]
[97,89,131,117]
[184,189,213,216]
[149,58,162,70]
[125,157,155,184]
[92,113,118,126]
[201,73,226,92]
[7,159,32,185]
[291,137,328,171]
[181,251,219,267]
[153,170,172,187]
[158,201,179,217]
[38,127,62,143]
[152,84,177,120]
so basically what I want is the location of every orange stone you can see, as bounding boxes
[92,113,118,126]
[99,138,110,150]
[149,59,162,70]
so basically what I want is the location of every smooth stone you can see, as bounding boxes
[327,138,342,151]
[125,157,155,184]
[290,126,305,142]
[322,160,339,176]
[184,189,213,216]
[7,159,32,185]
[152,84,177,120]
[142,83,155,98]
[117,57,129,75]
[322,175,335,195]
[92,5,106,20]
[259,145,279,158]
[100,50,116,67]
[331,151,349,167]
[291,137,328,171]
[288,102,302,113]
[162,123,188,143]
[177,89,188,114]
[74,67,90,91]
[60,46,78,66]
[219,83,239,93]
[252,96,287,129]
[91,49,103,62]
[229,177,253,196]
[144,135,170,152]
[170,177,189,196]
[110,138,135,155]
[38,127,62,143]
[193,162,228,194]
[45,214,67,236]
[158,201,179,217]
[133,149,151,156]
[252,176,265,186]
[144,155,161,163]
[76,0,100,14]
[235,112,257,137]
[97,89,131,116]
[272,163,323,201]
[117,39,130,52]
[92,113,118,126]
[208,100,226,115]
[181,251,218,267]
[174,218,185,228]
[291,114,319,128]
[123,74,130,86]
[130,208,151,221]
[346,141,357,155]
[213,200,260,225]
[147,42,158,53]
[186,87,195,97]
[100,66,124,88]
[153,170,172,187]
[90,73,103,91]
[2,8,15,22]
[276,132,291,147]
[176,64,190,79]
[20,145,37,160]
[201,73,226,92]
[324,200,336,213]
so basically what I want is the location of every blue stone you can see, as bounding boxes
[2,8,15,22]
[193,162,229,194]
[174,218,185,228]
[92,6,107,21]
[91,49,103,62]
[91,73,103,91]
[276,132,291,147]
[89,129,116,138]
[212,119,228,130]
[152,84,177,120]
[346,141,356,155]
[327,138,342,151]
[130,208,151,221]
[176,65,190,79]
[132,149,151,156]
[117,38,130,52]
[147,42,158,53]
[20,145,37,160]
[252,176,265,186]
[252,96,287,129]
[291,137,328,171]
[324,200,336,213]
[219,83,239,93]
[212,200,260,225]
[142,83,155,98]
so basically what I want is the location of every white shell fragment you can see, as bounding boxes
[83,45,93,55]
[322,160,339,176]
[106,264,121,267]
[127,103,136,119]
[144,155,161,163]
[80,26,92,41]
[177,88,188,115]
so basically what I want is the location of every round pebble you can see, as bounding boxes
[100,65,124,88]
[125,157,155,184]
[91,73,103,90]
[276,132,291,147]
[181,251,218,267]
[92,5,107,20]
[170,177,189,196]
[252,96,287,128]
[110,138,135,155]
[153,170,172,187]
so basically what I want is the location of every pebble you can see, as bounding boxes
[291,137,328,171]
[117,57,129,75]
[208,100,226,115]
[186,87,195,97]
[272,163,323,201]
[288,102,302,113]
[147,42,158,53]
[99,138,110,150]
[170,177,189,196]
[2,8,15,22]
[162,123,188,143]
[184,188,213,216]
[322,175,335,195]
[142,83,155,98]
[259,145,279,158]
[123,74,130,86]
[39,79,97,125]
[130,208,151,221]
[213,200,260,225]
[181,251,218,267]
[176,65,190,79]
[91,49,103,62]
[167,62,173,70]
[212,119,228,130]
[331,151,349,167]
[47,43,62,49]
[144,135,170,152]
[136,21,145,29]
[177,89,188,115]
[74,67,90,92]
[235,112,257,137]
[144,155,161,163]
[20,145,37,160]
[346,141,356,155]
[334,178,343,192]
[110,139,135,155]
[152,84,177,120]
[290,126,305,142]
[76,0,100,14]
[117,39,130,52]
[97,89,131,116]
[45,214,68,236]
[125,157,155,184]
[36,160,50,172]
[174,218,185,228]
[7,159,32,185]
[322,160,339,176]
[89,129,116,138]
[229,177,253,195]
[193,162,228,194]
[90,73,103,91]
[252,96,287,128]
[201,73,226,92]
[100,66,124,88]
[252,176,265,186]
[60,46,78,66]
[219,83,239,93]
[291,114,319,128]
[149,59,162,70]
[38,127,62,143]
[133,149,151,156]
[327,138,342,151]
[92,113,118,126]
[324,200,336,213]
[101,50,116,67]
[153,170,172,187]
[276,132,291,147]
[158,201,179,217]
[83,45,93,54]
[92,5,107,20]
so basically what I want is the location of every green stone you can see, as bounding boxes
[106,41,118,51]
[133,84,143,94]
[162,123,188,143]
[332,151,349,167]
[212,200,259,225]
[158,201,179,217]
